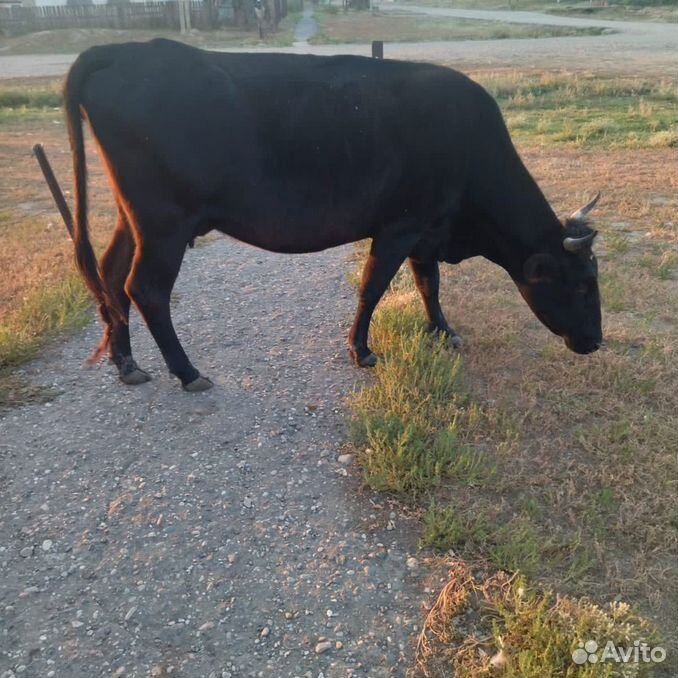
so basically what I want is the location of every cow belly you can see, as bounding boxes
[211,209,374,254]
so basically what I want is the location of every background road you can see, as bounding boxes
[1,8,676,78]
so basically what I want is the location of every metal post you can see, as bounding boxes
[371,40,383,59]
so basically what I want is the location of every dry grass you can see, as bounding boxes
[0,90,116,404]
[347,68,677,675]
[0,20,299,55]
[0,112,115,319]
[414,560,659,678]
[439,137,678,634]
[476,71,676,149]
[397,0,678,23]
[311,9,605,44]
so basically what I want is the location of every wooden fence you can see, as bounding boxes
[0,1,222,35]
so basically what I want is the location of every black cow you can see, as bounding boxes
[63,39,602,391]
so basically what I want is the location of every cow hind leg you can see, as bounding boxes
[100,211,151,385]
[125,233,211,392]
[408,258,462,348]
[348,228,419,367]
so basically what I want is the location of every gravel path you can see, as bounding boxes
[1,9,676,78]
[0,237,426,678]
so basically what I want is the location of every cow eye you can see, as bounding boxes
[577,282,592,295]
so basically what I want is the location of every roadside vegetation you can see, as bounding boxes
[0,16,299,55]
[347,69,677,676]
[0,79,112,406]
[397,0,678,23]
[310,8,606,43]
[482,71,676,149]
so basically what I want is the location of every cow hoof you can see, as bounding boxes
[183,375,214,392]
[428,324,463,349]
[118,358,152,385]
[120,368,152,385]
[357,352,378,368]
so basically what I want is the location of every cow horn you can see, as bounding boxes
[563,231,597,253]
[569,192,601,221]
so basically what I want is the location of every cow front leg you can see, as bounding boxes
[126,236,211,392]
[349,231,419,367]
[101,211,151,385]
[408,258,462,348]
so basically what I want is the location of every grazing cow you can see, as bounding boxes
[63,39,602,391]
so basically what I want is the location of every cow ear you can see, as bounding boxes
[524,253,557,284]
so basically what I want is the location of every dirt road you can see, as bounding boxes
[1,238,428,678]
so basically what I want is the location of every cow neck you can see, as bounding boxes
[478,186,563,281]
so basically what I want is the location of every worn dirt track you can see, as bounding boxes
[1,239,427,678]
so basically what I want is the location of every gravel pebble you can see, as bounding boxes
[314,640,333,655]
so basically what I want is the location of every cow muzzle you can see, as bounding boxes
[564,335,602,355]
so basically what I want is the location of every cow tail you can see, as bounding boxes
[63,51,126,355]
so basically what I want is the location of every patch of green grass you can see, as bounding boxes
[420,502,542,576]
[0,80,64,126]
[419,501,489,551]
[0,272,91,407]
[606,232,631,255]
[0,81,62,109]
[349,299,495,494]
[599,269,629,312]
[476,72,677,148]
[357,416,457,492]
[640,249,678,280]
[489,516,542,577]
[0,271,90,367]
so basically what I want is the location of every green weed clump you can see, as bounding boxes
[416,561,658,678]
[349,299,493,494]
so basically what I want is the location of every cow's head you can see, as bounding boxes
[516,194,602,355]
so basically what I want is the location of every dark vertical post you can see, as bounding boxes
[33,144,74,240]
[371,40,383,59]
